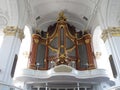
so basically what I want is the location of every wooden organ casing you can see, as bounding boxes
[28,12,96,70]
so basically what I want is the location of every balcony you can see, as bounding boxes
[15,65,114,85]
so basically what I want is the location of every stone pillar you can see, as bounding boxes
[101,27,120,81]
[0,26,24,85]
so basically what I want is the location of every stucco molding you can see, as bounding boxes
[3,26,24,41]
[101,27,120,42]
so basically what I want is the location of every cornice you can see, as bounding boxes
[101,27,120,42]
[3,26,24,41]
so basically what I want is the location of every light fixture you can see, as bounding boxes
[36,16,40,20]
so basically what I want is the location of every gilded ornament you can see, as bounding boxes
[101,27,120,42]
[34,39,39,44]
[85,39,90,44]
[60,54,65,58]
[57,11,66,21]
[3,26,24,41]
[3,26,17,36]
[48,46,58,52]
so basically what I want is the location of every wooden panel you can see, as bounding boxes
[29,35,39,69]
[76,34,96,70]
[84,35,96,69]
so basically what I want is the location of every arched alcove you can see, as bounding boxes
[15,25,31,76]
[93,26,113,77]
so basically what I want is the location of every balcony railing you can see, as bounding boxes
[0,82,23,90]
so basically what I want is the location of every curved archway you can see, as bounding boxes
[15,25,32,77]
[92,26,113,77]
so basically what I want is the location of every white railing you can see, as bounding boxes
[0,82,23,90]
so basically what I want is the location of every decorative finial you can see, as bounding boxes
[35,29,40,34]
[57,11,67,21]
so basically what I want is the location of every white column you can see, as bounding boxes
[46,83,48,90]
[77,83,79,90]
[101,27,120,84]
[0,26,24,85]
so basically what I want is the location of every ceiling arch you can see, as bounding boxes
[106,0,120,27]
[1,0,120,33]
[28,0,99,31]
[36,11,87,31]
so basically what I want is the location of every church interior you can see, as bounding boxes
[0,0,120,90]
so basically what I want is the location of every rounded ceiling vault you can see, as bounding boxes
[0,0,120,32]
[28,0,98,31]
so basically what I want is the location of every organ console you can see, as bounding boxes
[28,12,96,70]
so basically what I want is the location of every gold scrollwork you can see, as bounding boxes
[61,45,64,48]
[60,25,64,28]
[48,46,58,52]
[85,39,90,44]
[57,11,66,21]
[3,26,24,41]
[60,54,65,58]
[34,39,39,44]
[67,45,76,52]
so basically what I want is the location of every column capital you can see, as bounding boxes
[3,26,24,41]
[101,27,120,42]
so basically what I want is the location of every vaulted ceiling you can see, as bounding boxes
[28,0,100,31]
[0,0,120,33]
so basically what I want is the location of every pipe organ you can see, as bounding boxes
[28,12,96,70]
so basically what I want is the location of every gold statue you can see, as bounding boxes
[57,11,67,21]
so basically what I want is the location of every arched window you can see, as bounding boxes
[109,55,117,78]
[11,54,18,78]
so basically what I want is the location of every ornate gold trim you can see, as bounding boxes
[4,26,18,36]
[67,45,76,52]
[32,34,47,40]
[60,54,65,59]
[101,27,120,42]
[48,46,58,52]
[34,39,39,44]
[85,39,90,44]
[57,11,66,21]
[3,26,24,41]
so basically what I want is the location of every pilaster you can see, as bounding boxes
[101,27,120,42]
[0,26,24,84]
[3,26,24,41]
[101,27,120,80]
